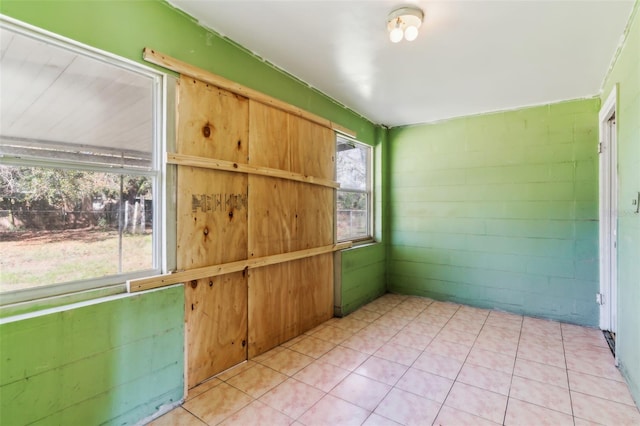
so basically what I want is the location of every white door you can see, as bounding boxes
[598,88,617,333]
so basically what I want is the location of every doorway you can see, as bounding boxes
[598,87,618,345]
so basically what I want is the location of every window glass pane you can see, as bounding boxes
[0,165,154,293]
[336,140,368,191]
[0,27,154,168]
[337,190,368,240]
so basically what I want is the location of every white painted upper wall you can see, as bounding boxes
[170,0,635,127]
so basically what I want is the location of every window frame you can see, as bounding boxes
[335,135,374,244]
[0,16,168,306]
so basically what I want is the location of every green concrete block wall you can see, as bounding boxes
[340,244,387,316]
[601,0,640,406]
[339,122,389,317]
[388,98,600,325]
[0,286,184,425]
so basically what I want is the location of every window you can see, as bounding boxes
[336,136,372,242]
[0,19,164,304]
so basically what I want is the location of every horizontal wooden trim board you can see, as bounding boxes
[143,48,356,138]
[128,241,353,293]
[167,152,340,189]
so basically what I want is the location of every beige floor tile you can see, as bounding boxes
[298,394,370,426]
[358,323,399,341]
[147,407,206,426]
[250,345,285,363]
[509,376,572,415]
[259,378,325,419]
[428,301,460,316]
[395,368,454,403]
[226,363,287,398]
[289,335,336,359]
[183,382,252,425]
[386,308,419,320]
[311,324,354,344]
[215,360,257,381]
[436,327,478,346]
[347,308,382,323]
[259,348,315,376]
[388,328,433,350]
[153,298,640,426]
[330,373,392,411]
[340,334,387,355]
[516,341,566,368]
[573,417,603,426]
[413,351,463,379]
[466,347,515,374]
[444,382,508,424]
[518,332,564,352]
[504,398,573,426]
[354,356,408,386]
[373,342,421,366]
[219,400,293,426]
[414,311,451,327]
[375,387,441,426]
[565,345,615,364]
[568,369,637,406]
[405,320,442,337]
[294,360,350,392]
[457,363,512,395]
[443,317,484,335]
[474,334,519,357]
[362,413,402,425]
[478,325,521,343]
[513,358,568,388]
[484,312,523,331]
[571,391,640,425]
[521,317,561,338]
[565,354,624,382]
[426,338,472,362]
[434,405,501,426]
[318,345,369,371]
[281,334,306,348]
[186,378,223,401]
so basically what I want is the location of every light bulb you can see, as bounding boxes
[404,25,419,41]
[390,27,403,43]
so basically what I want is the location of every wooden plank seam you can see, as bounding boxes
[167,152,340,189]
[128,241,352,293]
[142,48,356,138]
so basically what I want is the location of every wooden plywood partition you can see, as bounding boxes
[145,52,353,387]
[185,272,247,388]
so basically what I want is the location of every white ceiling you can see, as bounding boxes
[170,0,634,127]
[0,27,154,166]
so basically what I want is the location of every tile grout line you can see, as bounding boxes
[502,315,523,426]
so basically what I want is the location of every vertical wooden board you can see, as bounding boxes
[249,100,290,170]
[177,76,249,162]
[291,183,333,251]
[247,263,299,358]
[288,115,336,180]
[248,175,294,258]
[294,254,334,332]
[176,167,248,269]
[185,272,248,388]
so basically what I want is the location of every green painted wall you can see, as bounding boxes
[601,1,640,406]
[0,0,383,424]
[0,286,184,425]
[388,99,600,326]
[339,125,390,316]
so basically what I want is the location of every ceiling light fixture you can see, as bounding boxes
[387,6,424,43]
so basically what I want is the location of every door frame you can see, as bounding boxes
[598,85,618,333]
